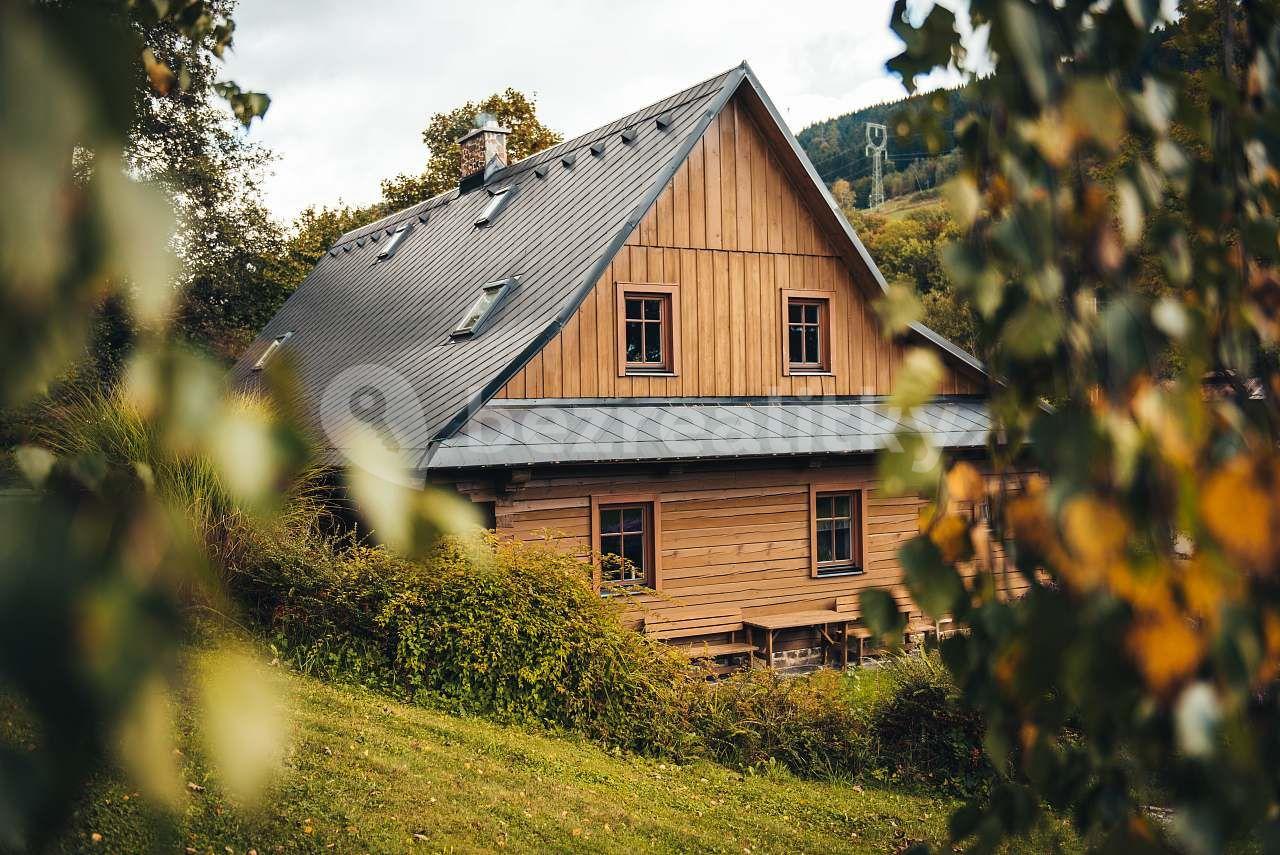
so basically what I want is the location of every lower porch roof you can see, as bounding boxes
[424,397,990,471]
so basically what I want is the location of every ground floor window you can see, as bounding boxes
[812,488,863,576]
[597,502,654,589]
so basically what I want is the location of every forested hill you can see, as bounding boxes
[797,87,967,209]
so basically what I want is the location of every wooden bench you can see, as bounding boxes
[644,605,759,667]
[834,596,872,667]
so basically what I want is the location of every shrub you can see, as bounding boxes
[870,651,991,795]
[231,529,703,755]
[688,668,872,778]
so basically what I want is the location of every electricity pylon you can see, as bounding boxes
[865,122,887,209]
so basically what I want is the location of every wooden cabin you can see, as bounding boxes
[234,64,1019,667]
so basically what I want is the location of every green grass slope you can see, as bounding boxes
[43,666,969,854]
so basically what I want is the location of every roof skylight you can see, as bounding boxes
[378,222,413,260]
[475,187,515,228]
[451,278,515,339]
[252,331,293,370]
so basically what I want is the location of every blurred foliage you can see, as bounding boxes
[873,0,1280,851]
[0,1,302,850]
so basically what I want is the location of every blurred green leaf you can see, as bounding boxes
[900,536,966,620]
[888,348,944,412]
[859,588,907,642]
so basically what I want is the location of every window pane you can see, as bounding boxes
[644,326,663,363]
[625,298,643,320]
[835,518,852,561]
[816,496,832,519]
[623,534,645,575]
[601,509,622,534]
[817,520,833,563]
[788,326,803,362]
[626,321,643,362]
[622,507,644,532]
[834,495,851,518]
[804,303,819,324]
[788,302,803,323]
[601,549,624,583]
[803,326,819,362]
[643,298,661,320]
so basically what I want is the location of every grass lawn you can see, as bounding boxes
[7,656,1078,854]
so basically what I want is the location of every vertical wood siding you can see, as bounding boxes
[495,94,982,400]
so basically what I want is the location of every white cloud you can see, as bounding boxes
[224,0,953,221]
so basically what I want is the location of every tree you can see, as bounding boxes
[831,177,857,213]
[868,0,1280,851]
[380,88,561,207]
[265,203,373,294]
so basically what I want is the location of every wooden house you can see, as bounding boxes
[234,64,1016,667]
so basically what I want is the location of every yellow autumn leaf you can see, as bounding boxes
[1107,561,1174,615]
[1063,495,1129,563]
[930,513,974,564]
[1179,557,1240,626]
[946,461,986,503]
[1200,456,1276,572]
[1127,613,1204,693]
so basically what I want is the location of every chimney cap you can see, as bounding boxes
[457,122,512,145]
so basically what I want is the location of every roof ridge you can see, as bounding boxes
[328,65,744,250]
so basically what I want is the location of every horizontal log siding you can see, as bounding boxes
[459,460,1030,633]
[495,94,983,401]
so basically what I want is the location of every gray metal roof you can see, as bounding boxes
[426,398,991,470]
[231,67,744,458]
[232,62,989,475]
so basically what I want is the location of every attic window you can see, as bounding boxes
[451,277,515,338]
[253,331,293,371]
[475,187,515,228]
[378,223,413,260]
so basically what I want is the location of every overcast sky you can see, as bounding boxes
[224,0,950,221]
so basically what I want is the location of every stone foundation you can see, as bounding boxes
[768,645,827,672]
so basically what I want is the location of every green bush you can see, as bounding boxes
[231,529,702,755]
[688,668,873,778]
[870,651,991,795]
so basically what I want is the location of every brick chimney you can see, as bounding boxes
[457,116,511,186]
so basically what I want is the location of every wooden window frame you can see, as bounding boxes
[780,289,833,376]
[807,483,866,578]
[590,493,663,594]
[615,282,680,377]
